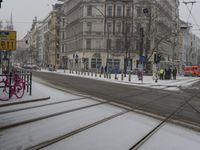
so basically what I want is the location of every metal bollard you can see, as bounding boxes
[121,73,123,80]
[128,73,131,81]
[95,71,97,77]
[91,71,93,76]
[109,73,111,79]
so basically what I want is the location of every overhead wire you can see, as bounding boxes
[182,0,200,31]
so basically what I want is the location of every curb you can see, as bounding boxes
[0,96,50,107]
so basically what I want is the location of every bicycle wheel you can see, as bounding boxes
[15,81,25,98]
[0,81,9,101]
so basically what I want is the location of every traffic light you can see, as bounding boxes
[0,0,3,8]
[157,53,161,63]
[154,53,162,63]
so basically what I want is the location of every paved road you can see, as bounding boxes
[33,71,200,129]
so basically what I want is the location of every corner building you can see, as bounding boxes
[60,0,179,72]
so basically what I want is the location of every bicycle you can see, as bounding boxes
[0,71,25,101]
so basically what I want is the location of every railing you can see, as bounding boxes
[0,69,32,99]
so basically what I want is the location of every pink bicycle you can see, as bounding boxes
[0,72,25,101]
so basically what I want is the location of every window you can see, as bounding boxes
[87,22,92,32]
[137,7,142,17]
[107,22,112,32]
[107,6,112,17]
[91,58,102,69]
[126,23,131,33]
[86,39,91,49]
[87,6,92,16]
[61,44,64,53]
[62,18,65,27]
[62,32,65,40]
[116,23,121,33]
[116,39,121,51]
[107,39,111,50]
[126,7,131,16]
[117,6,122,17]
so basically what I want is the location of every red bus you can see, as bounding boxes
[183,66,200,77]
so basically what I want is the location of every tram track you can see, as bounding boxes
[0,97,90,115]
[129,84,200,150]
[0,101,107,130]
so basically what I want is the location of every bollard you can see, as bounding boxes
[95,71,97,77]
[91,71,93,76]
[99,73,101,78]
[121,73,123,80]
[87,71,89,76]
[109,73,111,79]
[81,70,83,75]
[115,73,118,80]
[128,73,131,81]
[84,71,86,75]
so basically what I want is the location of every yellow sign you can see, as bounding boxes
[0,30,16,51]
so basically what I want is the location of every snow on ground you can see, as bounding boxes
[139,123,200,150]
[0,71,200,150]
[42,112,161,150]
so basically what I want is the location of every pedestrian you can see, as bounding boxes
[164,68,168,80]
[104,65,107,73]
[159,68,164,80]
[168,67,172,80]
[172,67,177,80]
[101,66,104,74]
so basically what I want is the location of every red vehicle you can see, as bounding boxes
[183,66,200,77]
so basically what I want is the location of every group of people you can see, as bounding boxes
[159,67,177,80]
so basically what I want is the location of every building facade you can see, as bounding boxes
[60,0,179,72]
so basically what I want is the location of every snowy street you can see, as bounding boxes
[0,77,200,150]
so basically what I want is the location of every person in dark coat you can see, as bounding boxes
[104,65,107,73]
[172,67,177,80]
[168,68,172,79]
[101,66,104,74]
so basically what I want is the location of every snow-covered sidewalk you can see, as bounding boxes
[43,69,200,91]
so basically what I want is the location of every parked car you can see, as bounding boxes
[48,66,56,71]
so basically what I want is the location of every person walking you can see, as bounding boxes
[172,67,177,80]
[168,67,172,80]
[159,68,164,80]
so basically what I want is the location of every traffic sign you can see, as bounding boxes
[0,30,16,51]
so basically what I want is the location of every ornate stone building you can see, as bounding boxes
[60,0,179,72]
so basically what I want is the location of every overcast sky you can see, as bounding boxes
[0,0,200,40]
